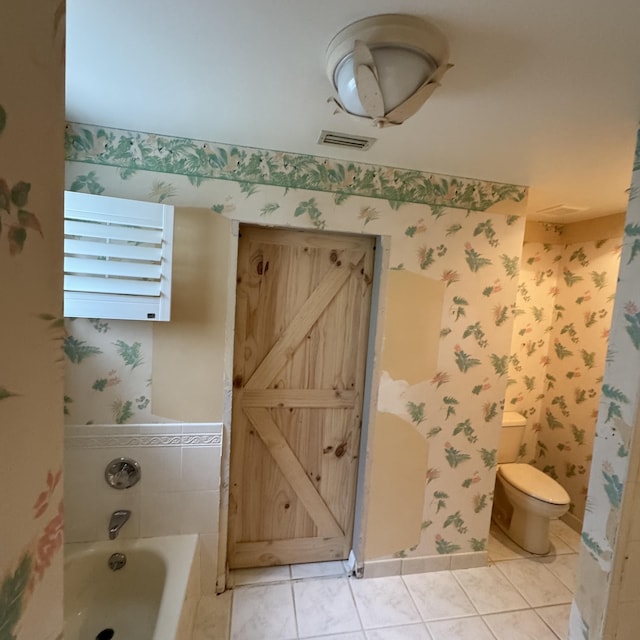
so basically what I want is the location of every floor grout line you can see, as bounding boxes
[212,526,578,640]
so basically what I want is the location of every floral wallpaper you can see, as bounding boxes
[1,1,65,638]
[506,231,621,525]
[569,129,640,639]
[63,318,154,425]
[65,122,528,560]
[64,123,526,213]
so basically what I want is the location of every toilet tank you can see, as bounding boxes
[498,411,527,464]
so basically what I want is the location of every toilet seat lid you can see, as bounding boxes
[499,463,570,505]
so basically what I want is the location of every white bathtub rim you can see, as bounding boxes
[64,534,198,640]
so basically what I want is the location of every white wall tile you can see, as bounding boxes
[138,446,182,493]
[183,422,223,435]
[140,491,183,537]
[180,490,219,535]
[64,424,224,546]
[181,446,221,491]
[64,484,98,543]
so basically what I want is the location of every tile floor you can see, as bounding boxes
[191,519,582,640]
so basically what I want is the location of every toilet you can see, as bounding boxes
[492,411,570,554]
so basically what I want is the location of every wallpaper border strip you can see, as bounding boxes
[65,433,222,448]
[65,122,528,213]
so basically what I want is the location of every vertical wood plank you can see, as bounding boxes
[229,225,375,568]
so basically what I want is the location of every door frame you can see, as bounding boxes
[215,221,389,592]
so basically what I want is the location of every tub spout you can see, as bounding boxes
[109,509,131,540]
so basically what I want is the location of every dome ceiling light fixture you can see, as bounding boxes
[326,14,453,128]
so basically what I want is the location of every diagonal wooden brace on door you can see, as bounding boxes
[244,407,344,538]
[244,251,365,390]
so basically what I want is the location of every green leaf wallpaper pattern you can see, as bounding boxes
[435,535,461,554]
[63,121,536,559]
[260,202,280,216]
[0,554,31,640]
[444,442,472,467]
[406,401,426,425]
[0,387,19,402]
[463,244,492,272]
[69,171,105,194]
[623,301,640,348]
[505,235,621,523]
[293,198,325,229]
[64,319,154,425]
[0,177,43,256]
[64,122,528,212]
[454,346,481,372]
[113,340,144,369]
[63,336,103,363]
[0,106,45,256]
[112,399,134,424]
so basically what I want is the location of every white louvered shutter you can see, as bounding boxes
[64,191,174,321]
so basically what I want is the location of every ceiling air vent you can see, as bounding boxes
[536,204,588,218]
[318,130,376,151]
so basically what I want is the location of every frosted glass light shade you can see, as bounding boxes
[333,46,437,117]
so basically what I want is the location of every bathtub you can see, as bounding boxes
[64,534,199,640]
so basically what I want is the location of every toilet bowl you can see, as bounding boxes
[492,412,571,554]
[493,462,570,554]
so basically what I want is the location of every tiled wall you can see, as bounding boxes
[64,422,222,593]
[0,2,65,638]
[506,227,621,525]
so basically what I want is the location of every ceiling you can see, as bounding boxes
[66,0,640,222]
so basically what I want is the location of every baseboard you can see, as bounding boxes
[362,551,488,578]
[561,512,583,534]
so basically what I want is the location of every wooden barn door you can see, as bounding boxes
[228,225,375,568]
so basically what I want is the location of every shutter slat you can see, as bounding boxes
[65,220,163,244]
[65,238,163,262]
[65,275,162,296]
[64,256,162,279]
[63,191,173,321]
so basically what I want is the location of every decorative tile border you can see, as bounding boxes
[65,422,223,448]
[65,122,527,213]
[65,433,222,448]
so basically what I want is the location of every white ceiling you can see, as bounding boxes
[66,0,640,222]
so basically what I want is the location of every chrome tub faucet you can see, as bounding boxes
[108,509,131,540]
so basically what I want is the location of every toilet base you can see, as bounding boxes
[493,508,551,555]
